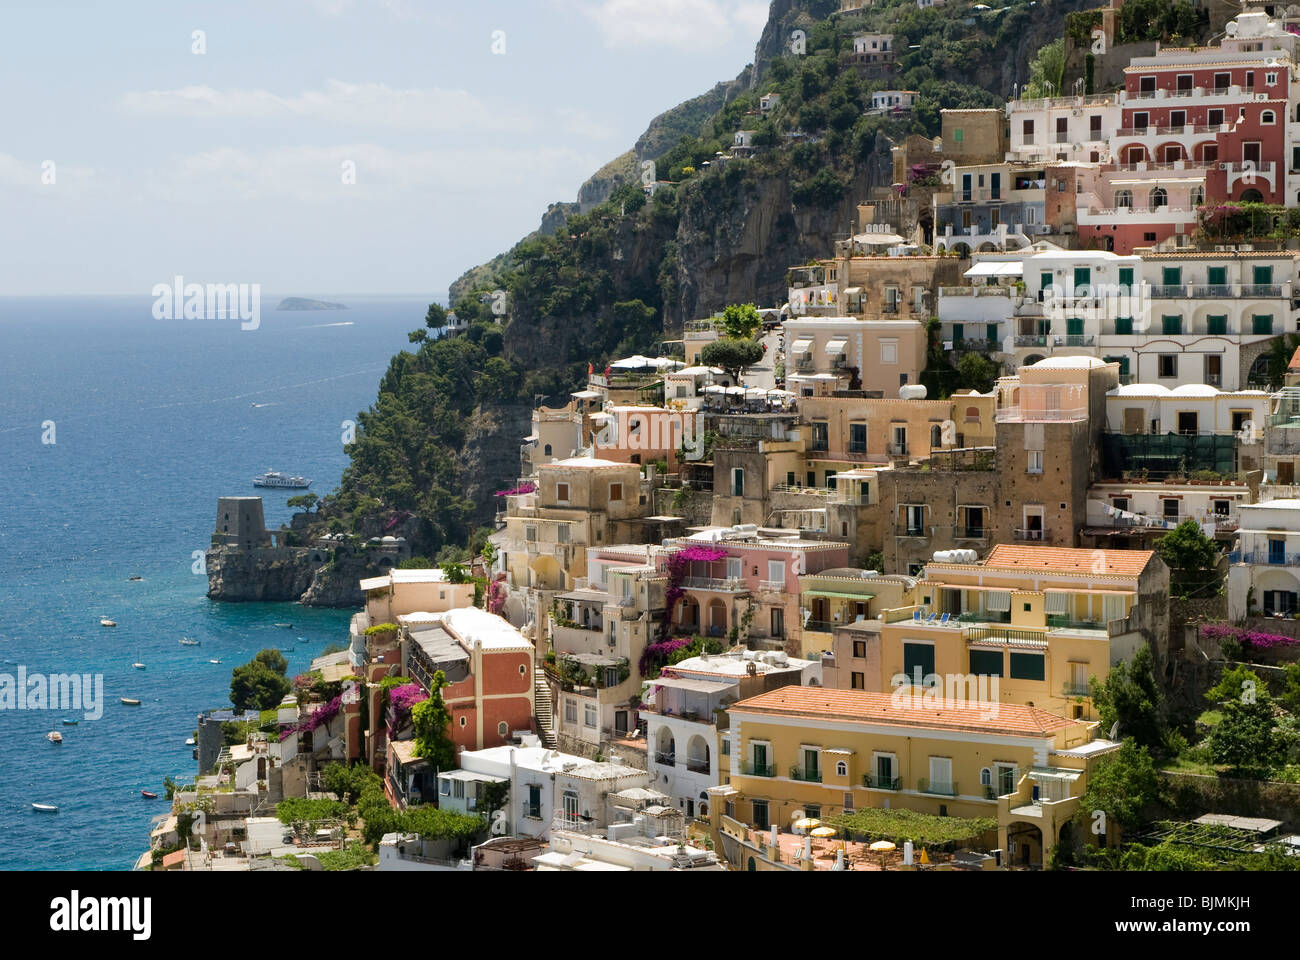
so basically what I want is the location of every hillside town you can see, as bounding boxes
[150,6,1300,874]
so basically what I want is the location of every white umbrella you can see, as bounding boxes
[652,357,685,371]
[702,385,727,394]
[610,355,656,369]
[744,386,769,398]
[765,388,794,397]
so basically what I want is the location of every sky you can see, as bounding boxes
[0,0,769,298]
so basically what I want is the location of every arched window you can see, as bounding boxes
[930,424,943,448]
[835,761,848,777]
[1262,110,1276,124]
[1114,189,1133,209]
[543,444,552,456]
[1149,187,1167,208]
[1191,186,1205,208]
[980,767,992,787]
[498,721,508,737]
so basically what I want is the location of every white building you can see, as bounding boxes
[868,90,917,114]
[1005,94,1121,164]
[644,650,819,819]
[455,744,649,840]
[1228,499,1300,618]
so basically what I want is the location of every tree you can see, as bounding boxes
[955,352,998,393]
[408,329,428,344]
[1205,664,1264,705]
[700,338,764,383]
[1090,645,1165,753]
[440,561,469,584]
[1281,662,1300,716]
[1155,519,1220,598]
[412,670,456,769]
[287,493,319,512]
[255,648,289,677]
[425,302,448,330]
[321,762,371,805]
[230,651,292,712]
[1025,38,1065,98]
[721,303,762,341]
[1074,738,1160,835]
[1209,697,1283,775]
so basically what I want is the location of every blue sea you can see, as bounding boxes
[0,295,430,869]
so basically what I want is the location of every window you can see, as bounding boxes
[904,504,924,536]
[556,525,570,544]
[853,640,867,658]
[768,560,784,584]
[953,127,963,142]
[1208,107,1224,126]
[1027,450,1043,474]
[1163,498,1180,520]
[731,468,745,497]
[902,641,934,680]
[811,420,829,451]
[1253,315,1274,335]
[881,340,898,364]
[835,760,848,777]
[851,671,865,689]
[543,443,552,456]
[1009,652,1045,681]
[555,482,570,503]
[564,698,578,724]
[1114,189,1132,209]
[1162,315,1182,335]
[584,703,598,728]
[1158,355,1177,379]
[751,799,769,830]
[439,778,451,796]
[969,649,1003,676]
[608,482,623,502]
[1267,71,1278,86]
[1112,497,1128,513]
[1262,110,1276,125]
[849,421,867,454]
[1149,186,1167,208]
[458,716,467,728]
[1207,315,1227,335]
[726,556,742,580]
[525,524,537,542]
[1115,316,1133,335]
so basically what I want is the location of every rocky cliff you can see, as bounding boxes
[206,544,384,608]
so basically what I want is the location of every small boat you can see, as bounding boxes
[47,731,63,743]
[208,659,222,664]
[100,619,116,627]
[31,803,58,813]
[253,469,311,489]
[121,698,141,706]
[185,738,195,746]
[61,718,79,725]
[127,576,143,582]
[274,622,293,628]
[141,790,158,799]
[179,637,200,646]
[132,662,146,670]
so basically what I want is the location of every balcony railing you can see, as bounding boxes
[1242,284,1282,297]
[803,620,837,634]
[1014,335,1047,347]
[966,624,1047,645]
[1229,551,1300,565]
[655,751,676,767]
[1013,528,1047,541]
[1191,284,1233,298]
[886,442,909,456]
[741,761,775,777]
[951,526,988,541]
[917,779,958,797]
[789,766,823,783]
[681,576,748,592]
[1062,682,1090,697]
[1150,284,1186,298]
[865,774,901,790]
[686,758,710,774]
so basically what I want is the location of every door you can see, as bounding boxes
[771,607,784,637]
[752,743,768,776]
[929,757,953,793]
[614,710,628,736]
[1178,411,1198,435]
[990,171,1001,200]
[562,791,579,825]
[876,754,894,787]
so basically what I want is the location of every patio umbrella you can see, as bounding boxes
[610,355,655,369]
[652,357,685,371]
[792,817,821,832]
[810,826,838,838]
[869,840,896,852]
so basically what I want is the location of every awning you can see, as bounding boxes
[964,261,1024,278]
[649,676,730,693]
[1029,767,1082,782]
[791,337,813,355]
[843,287,863,296]
[802,590,875,601]
[853,232,906,245]
[824,337,848,356]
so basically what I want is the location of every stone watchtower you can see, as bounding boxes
[212,496,272,549]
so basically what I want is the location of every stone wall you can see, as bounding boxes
[1160,771,1300,828]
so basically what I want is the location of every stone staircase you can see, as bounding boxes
[533,667,557,748]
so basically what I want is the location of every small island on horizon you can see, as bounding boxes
[276,297,348,311]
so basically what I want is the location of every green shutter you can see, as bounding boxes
[1073,267,1091,293]
[987,323,999,343]
[1162,267,1181,285]
[1067,317,1084,336]
[902,642,935,680]
[1207,266,1226,286]
[969,649,1004,676]
[1040,271,1053,298]
[1118,267,1133,288]
[1254,314,1274,334]
[1162,315,1182,334]
[1253,265,1274,285]
[1115,317,1133,335]
[1009,652,1046,681]
[952,323,964,343]
[1207,315,1227,334]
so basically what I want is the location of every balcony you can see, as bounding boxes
[803,620,838,634]
[681,576,748,592]
[895,524,928,539]
[1014,335,1047,347]
[789,766,823,783]
[1013,528,1047,541]
[917,778,958,797]
[1230,550,1300,566]
[1150,284,1187,298]
[686,757,710,774]
[951,526,988,541]
[1191,284,1233,298]
[655,751,676,767]
[758,579,785,592]
[740,761,775,777]
[886,442,909,457]
[865,774,901,791]
[1242,284,1283,297]
[1062,681,1090,697]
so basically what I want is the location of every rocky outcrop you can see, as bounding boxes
[205,546,320,603]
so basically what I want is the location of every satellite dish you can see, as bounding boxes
[1109,721,1120,740]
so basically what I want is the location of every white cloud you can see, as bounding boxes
[557,0,768,51]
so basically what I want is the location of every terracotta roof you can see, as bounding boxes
[979,544,1154,577]
[1289,345,1300,371]
[161,850,186,868]
[729,687,1076,738]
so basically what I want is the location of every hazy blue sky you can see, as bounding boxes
[0,0,767,298]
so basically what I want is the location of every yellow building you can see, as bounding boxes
[876,544,1169,720]
[718,685,1116,867]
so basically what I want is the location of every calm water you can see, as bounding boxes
[0,295,427,869]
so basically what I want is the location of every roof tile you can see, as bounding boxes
[979,544,1154,577]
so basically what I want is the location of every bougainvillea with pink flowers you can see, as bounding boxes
[1201,624,1300,650]
[494,482,536,497]
[386,683,427,736]
[280,694,342,741]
